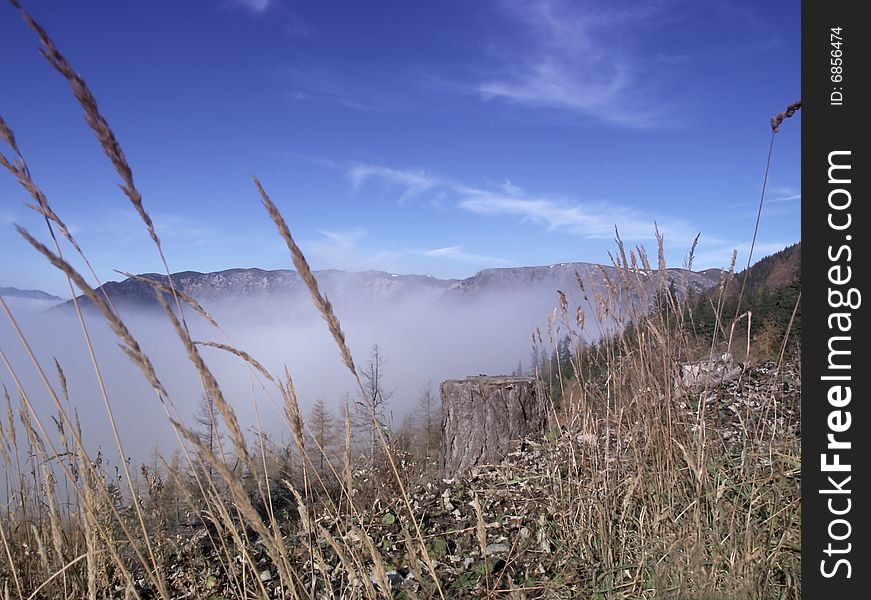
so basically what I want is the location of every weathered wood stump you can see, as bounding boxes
[441,376,547,478]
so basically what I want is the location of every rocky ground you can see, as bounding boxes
[144,359,800,599]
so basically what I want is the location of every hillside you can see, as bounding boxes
[688,242,801,357]
[725,242,801,298]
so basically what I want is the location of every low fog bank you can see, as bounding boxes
[1,286,598,466]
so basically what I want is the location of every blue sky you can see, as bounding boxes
[1,0,800,297]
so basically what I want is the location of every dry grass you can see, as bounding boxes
[1,5,799,599]
[528,237,800,599]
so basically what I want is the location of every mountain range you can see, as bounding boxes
[1,287,64,302]
[1,287,66,310]
[56,262,722,315]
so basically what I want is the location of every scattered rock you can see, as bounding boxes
[484,543,509,555]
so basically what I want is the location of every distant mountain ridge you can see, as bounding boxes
[0,287,64,302]
[82,267,456,308]
[62,262,722,315]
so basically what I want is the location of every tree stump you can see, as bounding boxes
[440,376,547,478]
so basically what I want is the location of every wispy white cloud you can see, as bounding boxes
[314,227,368,251]
[423,245,511,265]
[767,187,801,203]
[344,163,798,271]
[473,0,678,127]
[349,162,697,243]
[348,164,441,202]
[455,190,680,240]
